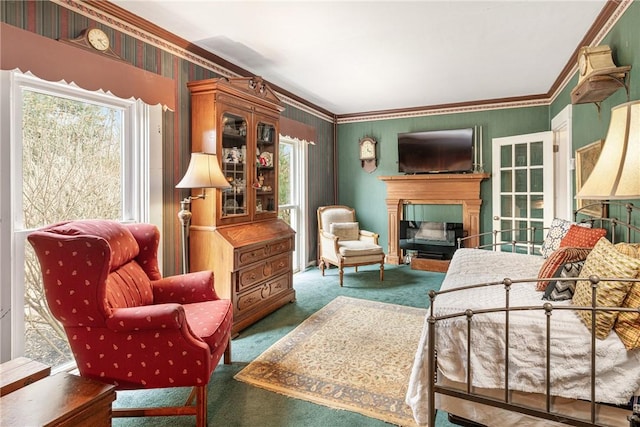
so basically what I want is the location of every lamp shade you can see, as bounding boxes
[576,100,640,200]
[176,153,231,189]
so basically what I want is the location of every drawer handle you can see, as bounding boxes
[278,261,285,268]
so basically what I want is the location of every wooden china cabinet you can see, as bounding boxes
[187,76,295,336]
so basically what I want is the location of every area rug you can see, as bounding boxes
[234,296,426,426]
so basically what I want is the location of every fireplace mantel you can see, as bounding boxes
[379,173,490,264]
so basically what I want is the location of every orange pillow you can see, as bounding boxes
[559,225,606,248]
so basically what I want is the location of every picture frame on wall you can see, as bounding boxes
[575,139,604,216]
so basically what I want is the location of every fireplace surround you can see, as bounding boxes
[379,173,490,265]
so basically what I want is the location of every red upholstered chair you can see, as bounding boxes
[28,219,232,426]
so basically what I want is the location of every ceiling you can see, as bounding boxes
[110,1,608,116]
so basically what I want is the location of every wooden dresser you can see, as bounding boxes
[187,77,295,335]
[191,220,295,336]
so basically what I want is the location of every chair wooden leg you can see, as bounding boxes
[355,266,358,272]
[379,262,384,281]
[339,267,344,287]
[224,337,232,364]
[319,259,325,276]
[196,385,207,427]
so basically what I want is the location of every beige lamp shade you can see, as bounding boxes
[576,100,640,200]
[176,153,231,189]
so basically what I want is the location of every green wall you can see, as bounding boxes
[337,106,549,252]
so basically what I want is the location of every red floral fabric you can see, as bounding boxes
[28,219,232,390]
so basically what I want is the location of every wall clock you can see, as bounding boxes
[59,28,123,61]
[359,137,377,173]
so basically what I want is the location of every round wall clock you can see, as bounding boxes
[359,137,377,173]
[87,28,110,52]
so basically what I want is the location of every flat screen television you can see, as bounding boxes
[398,128,474,174]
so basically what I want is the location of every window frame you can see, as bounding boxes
[0,70,162,364]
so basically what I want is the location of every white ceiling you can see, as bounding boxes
[110,0,607,115]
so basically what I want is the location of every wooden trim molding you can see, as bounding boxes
[0,23,176,111]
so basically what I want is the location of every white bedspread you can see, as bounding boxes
[406,248,640,426]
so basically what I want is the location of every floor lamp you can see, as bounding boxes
[176,152,230,274]
[575,100,640,204]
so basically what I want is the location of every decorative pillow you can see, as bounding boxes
[542,260,585,301]
[536,247,592,291]
[614,244,640,350]
[572,238,640,339]
[329,222,360,241]
[614,242,640,259]
[559,225,607,248]
[540,218,591,258]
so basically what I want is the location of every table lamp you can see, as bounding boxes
[176,152,230,274]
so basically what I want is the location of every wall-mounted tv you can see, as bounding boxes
[398,128,474,174]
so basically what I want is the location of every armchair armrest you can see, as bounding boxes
[319,230,340,261]
[106,304,185,332]
[152,270,219,304]
[359,229,379,244]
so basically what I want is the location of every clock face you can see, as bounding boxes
[578,53,587,76]
[87,28,110,52]
[360,139,376,160]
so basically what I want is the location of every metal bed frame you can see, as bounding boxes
[425,202,640,427]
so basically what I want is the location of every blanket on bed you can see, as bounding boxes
[406,248,640,425]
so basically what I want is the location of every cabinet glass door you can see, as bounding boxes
[220,112,247,218]
[255,121,277,216]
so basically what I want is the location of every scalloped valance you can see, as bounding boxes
[1,23,176,111]
[280,116,316,145]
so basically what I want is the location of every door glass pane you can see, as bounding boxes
[501,195,513,217]
[221,113,247,216]
[256,122,276,213]
[530,168,544,192]
[500,170,512,192]
[530,195,544,219]
[515,169,527,192]
[500,219,512,242]
[530,141,543,166]
[515,195,528,218]
[500,145,512,168]
[515,220,529,242]
[531,221,545,245]
[515,143,528,167]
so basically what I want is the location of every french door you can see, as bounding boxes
[492,131,554,253]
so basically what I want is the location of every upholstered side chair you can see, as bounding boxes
[28,219,232,427]
[317,205,385,286]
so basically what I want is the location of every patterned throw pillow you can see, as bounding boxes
[540,219,591,258]
[614,244,640,350]
[559,225,607,248]
[536,247,592,291]
[329,222,360,241]
[572,238,640,339]
[543,260,585,301]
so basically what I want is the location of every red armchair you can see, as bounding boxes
[28,219,232,426]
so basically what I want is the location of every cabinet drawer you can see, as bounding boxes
[236,273,291,313]
[236,237,292,267]
[237,253,291,292]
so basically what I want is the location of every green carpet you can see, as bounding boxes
[112,264,456,427]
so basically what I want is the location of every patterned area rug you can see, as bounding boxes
[234,296,426,426]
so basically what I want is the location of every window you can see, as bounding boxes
[278,136,308,272]
[0,71,162,368]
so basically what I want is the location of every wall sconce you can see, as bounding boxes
[175,152,230,274]
[575,100,640,202]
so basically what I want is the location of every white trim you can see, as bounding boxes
[551,105,573,221]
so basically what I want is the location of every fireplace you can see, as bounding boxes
[399,220,464,260]
[379,173,490,266]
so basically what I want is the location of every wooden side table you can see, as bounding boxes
[0,372,115,426]
[0,356,50,396]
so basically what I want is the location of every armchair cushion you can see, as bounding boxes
[330,222,360,241]
[338,240,384,257]
[183,300,233,353]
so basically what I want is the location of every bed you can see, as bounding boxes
[406,202,640,427]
